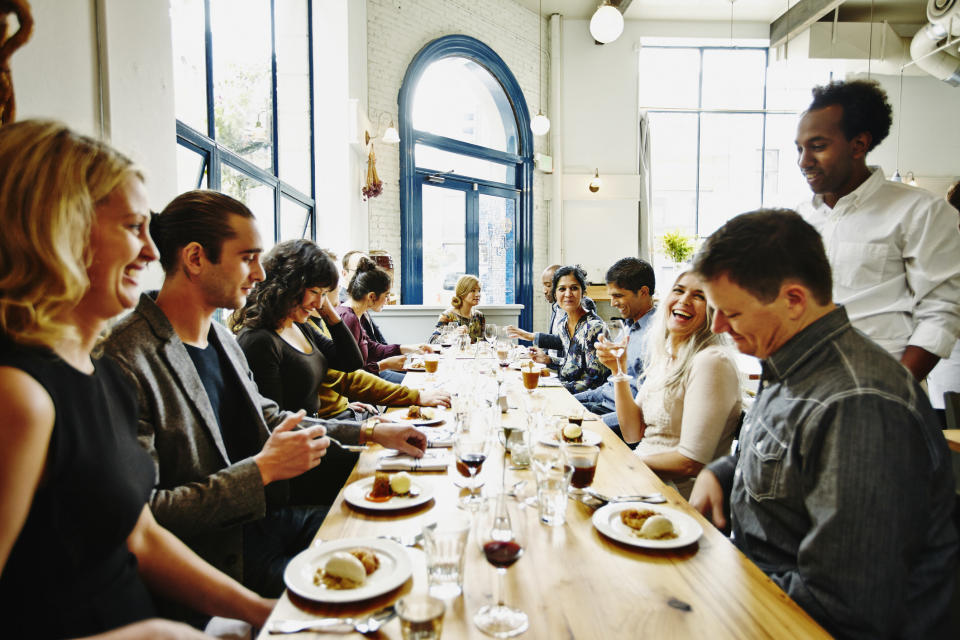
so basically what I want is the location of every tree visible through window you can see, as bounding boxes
[170,0,315,251]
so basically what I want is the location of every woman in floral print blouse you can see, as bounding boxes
[531,265,609,392]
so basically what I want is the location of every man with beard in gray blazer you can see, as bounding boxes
[104,190,426,599]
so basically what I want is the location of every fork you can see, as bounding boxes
[584,488,667,504]
[325,435,367,453]
[267,605,396,634]
[378,531,424,547]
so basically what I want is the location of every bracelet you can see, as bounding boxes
[362,418,377,444]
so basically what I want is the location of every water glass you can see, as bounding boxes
[507,426,531,468]
[397,594,445,640]
[534,461,573,526]
[423,516,471,599]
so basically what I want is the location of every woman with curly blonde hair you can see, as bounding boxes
[0,120,271,638]
[429,274,485,343]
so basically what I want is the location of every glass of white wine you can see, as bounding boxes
[603,319,630,382]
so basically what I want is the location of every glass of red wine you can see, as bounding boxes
[474,493,528,637]
[454,417,491,510]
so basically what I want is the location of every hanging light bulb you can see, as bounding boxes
[531,111,551,136]
[530,0,550,136]
[590,3,624,44]
[890,170,902,183]
[589,169,602,193]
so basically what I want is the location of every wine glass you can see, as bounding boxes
[454,414,491,509]
[484,323,499,353]
[603,319,630,382]
[474,493,528,637]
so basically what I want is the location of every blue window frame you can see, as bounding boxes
[171,0,316,246]
[398,35,534,330]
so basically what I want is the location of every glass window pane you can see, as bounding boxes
[176,143,208,192]
[638,48,700,109]
[648,112,698,241]
[415,144,512,183]
[763,114,810,209]
[171,0,208,133]
[210,0,274,171]
[478,194,516,304]
[412,57,518,153]
[280,195,312,241]
[421,185,466,305]
[221,164,276,250]
[275,0,312,195]
[698,113,763,237]
[701,49,766,110]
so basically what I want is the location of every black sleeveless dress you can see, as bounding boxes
[0,338,157,638]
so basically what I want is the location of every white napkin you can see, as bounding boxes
[378,450,450,471]
[538,376,564,387]
[417,426,454,448]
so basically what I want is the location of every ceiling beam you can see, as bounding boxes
[770,0,846,49]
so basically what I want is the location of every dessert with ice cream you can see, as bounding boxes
[619,508,677,540]
[314,547,381,590]
[366,471,419,502]
[561,422,583,443]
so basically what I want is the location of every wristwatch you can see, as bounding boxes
[362,418,377,444]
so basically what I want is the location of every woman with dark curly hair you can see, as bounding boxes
[231,239,364,415]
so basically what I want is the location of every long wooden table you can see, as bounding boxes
[258,362,828,639]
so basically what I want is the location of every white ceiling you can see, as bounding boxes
[516,0,928,24]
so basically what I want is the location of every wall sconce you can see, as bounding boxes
[905,171,918,187]
[590,2,624,44]
[588,168,602,193]
[365,112,400,145]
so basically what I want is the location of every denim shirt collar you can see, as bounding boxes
[761,306,850,382]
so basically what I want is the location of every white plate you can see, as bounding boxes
[386,408,448,427]
[539,428,603,448]
[592,503,703,550]
[283,538,412,603]
[343,476,434,511]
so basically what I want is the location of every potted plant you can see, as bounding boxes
[660,229,695,265]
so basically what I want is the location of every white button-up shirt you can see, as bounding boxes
[798,167,960,360]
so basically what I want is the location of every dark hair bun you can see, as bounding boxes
[355,256,377,273]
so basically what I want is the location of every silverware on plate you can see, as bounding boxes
[583,488,667,504]
[267,604,396,634]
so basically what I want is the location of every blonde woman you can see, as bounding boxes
[429,274,485,343]
[0,121,272,638]
[597,271,742,498]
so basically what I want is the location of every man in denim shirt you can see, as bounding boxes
[689,209,957,638]
[575,258,656,440]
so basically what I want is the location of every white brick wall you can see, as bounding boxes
[366,0,551,330]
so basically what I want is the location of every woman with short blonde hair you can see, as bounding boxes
[429,274,485,343]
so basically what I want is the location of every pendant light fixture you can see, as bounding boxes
[590,1,624,45]
[530,0,550,136]
[589,169,602,193]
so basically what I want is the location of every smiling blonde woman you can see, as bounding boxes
[429,274,485,344]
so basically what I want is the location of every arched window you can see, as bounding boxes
[399,35,534,329]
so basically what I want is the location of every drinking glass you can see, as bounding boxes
[603,318,629,382]
[484,323,499,347]
[454,416,492,509]
[562,443,600,495]
[474,494,528,638]
[397,594,445,640]
[423,514,471,599]
[495,338,511,367]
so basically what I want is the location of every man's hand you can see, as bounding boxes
[505,325,534,342]
[689,468,726,530]
[253,411,329,485]
[378,355,407,371]
[371,424,427,457]
[594,334,628,373]
[418,389,451,407]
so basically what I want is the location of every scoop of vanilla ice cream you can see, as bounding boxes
[562,423,582,440]
[639,514,674,539]
[324,552,367,586]
[389,471,412,494]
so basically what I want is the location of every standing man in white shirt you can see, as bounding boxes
[795,79,960,380]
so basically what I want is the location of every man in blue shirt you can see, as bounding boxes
[689,209,957,638]
[574,258,655,442]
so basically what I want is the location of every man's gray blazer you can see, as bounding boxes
[103,292,359,582]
